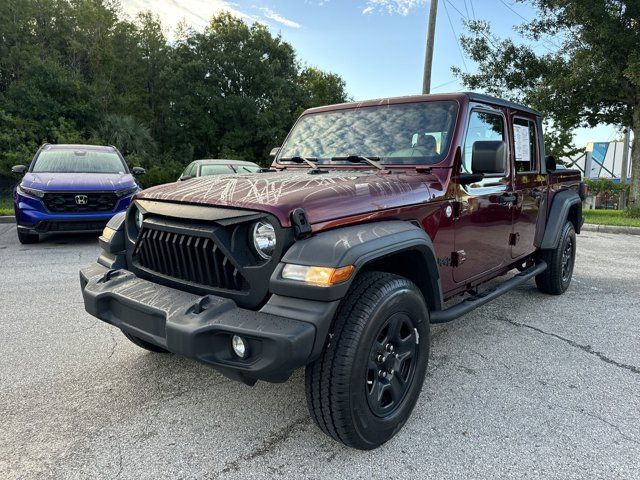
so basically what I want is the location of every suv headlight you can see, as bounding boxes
[17,185,45,198]
[251,220,276,259]
[115,185,139,197]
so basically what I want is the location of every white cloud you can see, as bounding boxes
[363,0,426,16]
[119,0,256,32]
[260,7,302,29]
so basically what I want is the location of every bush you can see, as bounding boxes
[584,178,629,209]
[624,207,640,219]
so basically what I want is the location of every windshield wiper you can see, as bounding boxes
[279,156,318,169]
[331,155,387,170]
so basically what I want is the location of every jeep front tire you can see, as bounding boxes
[305,271,430,450]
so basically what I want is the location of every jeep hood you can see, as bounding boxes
[22,172,137,191]
[137,170,444,227]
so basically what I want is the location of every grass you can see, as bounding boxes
[0,196,13,216]
[583,209,640,228]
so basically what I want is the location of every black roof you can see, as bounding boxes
[464,92,541,116]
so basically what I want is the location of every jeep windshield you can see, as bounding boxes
[32,149,127,174]
[279,101,458,166]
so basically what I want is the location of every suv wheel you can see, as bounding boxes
[536,220,576,295]
[305,271,430,450]
[17,230,39,244]
[122,331,170,353]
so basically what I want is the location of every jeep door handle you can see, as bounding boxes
[498,193,517,205]
[529,188,544,199]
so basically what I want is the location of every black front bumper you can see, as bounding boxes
[80,263,318,384]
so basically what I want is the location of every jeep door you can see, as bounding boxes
[453,107,514,283]
[510,114,543,258]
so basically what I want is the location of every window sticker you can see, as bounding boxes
[514,123,531,165]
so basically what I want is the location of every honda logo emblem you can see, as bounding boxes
[75,195,88,205]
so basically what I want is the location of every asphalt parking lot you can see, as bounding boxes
[1,223,639,479]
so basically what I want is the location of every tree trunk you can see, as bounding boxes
[629,105,640,208]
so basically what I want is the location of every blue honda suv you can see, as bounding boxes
[12,144,144,244]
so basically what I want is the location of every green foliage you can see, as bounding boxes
[455,1,640,204]
[583,209,640,228]
[94,114,155,156]
[585,178,629,196]
[585,178,629,209]
[624,206,640,219]
[0,2,348,188]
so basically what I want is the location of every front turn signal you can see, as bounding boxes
[101,226,116,241]
[282,264,355,287]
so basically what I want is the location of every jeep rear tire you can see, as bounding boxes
[122,331,170,353]
[17,230,39,244]
[536,220,576,295]
[304,271,430,450]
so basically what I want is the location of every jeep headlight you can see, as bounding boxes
[251,220,276,259]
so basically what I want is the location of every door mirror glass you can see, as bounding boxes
[269,147,280,158]
[471,140,506,175]
[11,165,27,175]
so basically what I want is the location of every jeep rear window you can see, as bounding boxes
[279,101,458,165]
[32,149,127,174]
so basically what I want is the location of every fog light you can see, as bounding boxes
[231,335,248,358]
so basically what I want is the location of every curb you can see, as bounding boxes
[0,216,15,224]
[582,223,640,236]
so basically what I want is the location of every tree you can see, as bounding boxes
[454,1,640,206]
[94,114,155,156]
[0,2,349,189]
[297,67,349,114]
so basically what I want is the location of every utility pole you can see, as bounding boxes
[619,127,631,209]
[422,0,438,94]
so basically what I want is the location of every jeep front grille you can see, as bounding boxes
[134,226,248,292]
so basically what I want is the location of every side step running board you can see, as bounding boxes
[430,261,547,324]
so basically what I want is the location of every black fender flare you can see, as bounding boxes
[268,220,443,310]
[540,189,583,250]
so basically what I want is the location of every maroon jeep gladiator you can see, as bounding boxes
[80,92,586,449]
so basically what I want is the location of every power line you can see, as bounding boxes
[496,0,562,51]
[431,78,459,91]
[462,0,470,19]
[443,0,498,49]
[468,0,476,20]
[442,0,469,72]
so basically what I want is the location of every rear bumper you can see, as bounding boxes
[80,263,319,384]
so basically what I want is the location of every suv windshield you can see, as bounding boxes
[279,101,458,165]
[32,149,127,174]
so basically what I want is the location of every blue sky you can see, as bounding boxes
[119,0,619,150]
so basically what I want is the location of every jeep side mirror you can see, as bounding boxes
[471,141,506,175]
[269,147,280,158]
[545,155,557,171]
[11,165,27,175]
[132,166,146,176]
